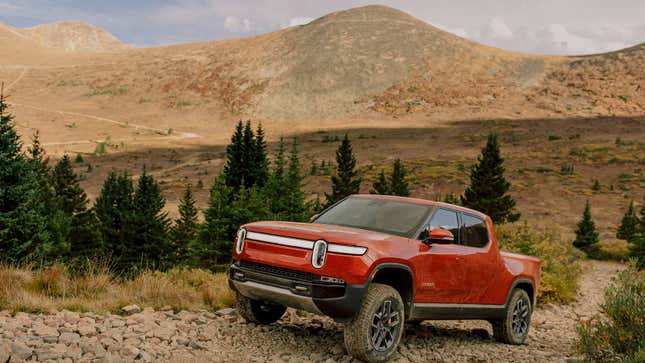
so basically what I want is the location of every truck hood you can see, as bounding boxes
[244,221,405,247]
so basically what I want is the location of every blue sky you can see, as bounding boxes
[1,0,643,55]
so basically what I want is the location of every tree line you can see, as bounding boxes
[2,91,641,271]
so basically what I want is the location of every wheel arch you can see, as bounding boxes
[368,263,415,319]
[506,278,536,308]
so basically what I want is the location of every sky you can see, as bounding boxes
[0,0,643,55]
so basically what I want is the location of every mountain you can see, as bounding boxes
[1,21,129,53]
[0,5,642,137]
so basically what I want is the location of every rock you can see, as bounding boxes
[121,345,140,359]
[61,310,80,324]
[0,341,11,363]
[77,323,97,337]
[11,341,33,360]
[59,332,81,344]
[121,305,142,315]
[215,308,235,316]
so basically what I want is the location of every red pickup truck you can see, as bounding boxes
[229,195,540,362]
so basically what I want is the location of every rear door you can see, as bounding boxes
[458,213,499,303]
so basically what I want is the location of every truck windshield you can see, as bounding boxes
[313,197,433,237]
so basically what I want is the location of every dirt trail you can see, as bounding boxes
[0,261,625,363]
[189,260,625,362]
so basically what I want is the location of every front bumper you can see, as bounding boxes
[229,260,367,321]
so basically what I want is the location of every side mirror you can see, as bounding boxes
[425,228,454,244]
[309,213,320,223]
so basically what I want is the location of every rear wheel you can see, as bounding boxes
[236,293,287,324]
[344,283,404,363]
[491,289,532,344]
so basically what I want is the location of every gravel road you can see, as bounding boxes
[0,261,625,363]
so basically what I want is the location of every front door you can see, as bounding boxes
[415,208,469,303]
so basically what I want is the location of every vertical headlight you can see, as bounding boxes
[235,228,247,254]
[312,240,327,269]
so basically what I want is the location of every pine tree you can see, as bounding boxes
[52,154,102,258]
[171,184,199,266]
[370,169,390,195]
[223,121,245,190]
[241,121,255,188]
[94,170,135,268]
[130,168,170,269]
[390,159,410,197]
[444,193,461,206]
[284,138,307,221]
[629,235,645,270]
[325,134,361,207]
[230,186,269,232]
[27,132,70,259]
[573,201,600,257]
[617,200,639,242]
[461,133,520,223]
[639,196,645,236]
[264,138,289,218]
[196,175,234,270]
[0,92,51,262]
[252,123,269,187]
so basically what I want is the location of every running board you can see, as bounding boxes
[410,303,506,320]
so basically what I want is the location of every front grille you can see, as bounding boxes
[239,260,317,282]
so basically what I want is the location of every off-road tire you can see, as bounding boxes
[236,293,286,325]
[344,283,405,363]
[491,289,532,344]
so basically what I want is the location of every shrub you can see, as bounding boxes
[576,266,645,362]
[496,223,584,304]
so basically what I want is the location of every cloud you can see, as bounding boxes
[488,18,513,40]
[223,16,251,32]
[288,16,314,27]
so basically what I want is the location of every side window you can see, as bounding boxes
[420,208,459,243]
[461,214,489,248]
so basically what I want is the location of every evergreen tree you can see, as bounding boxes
[370,169,390,195]
[94,170,135,268]
[628,235,645,270]
[52,154,102,258]
[0,92,51,262]
[223,121,245,190]
[251,123,269,187]
[27,132,69,259]
[461,133,520,223]
[196,175,234,269]
[284,138,307,221]
[130,168,170,269]
[230,186,269,232]
[264,138,289,218]
[325,134,361,206]
[390,159,410,197]
[171,184,199,266]
[617,200,639,242]
[573,201,600,256]
[241,121,255,188]
[444,193,461,206]
[638,196,645,236]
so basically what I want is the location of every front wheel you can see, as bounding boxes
[236,293,286,324]
[344,283,405,363]
[491,288,532,344]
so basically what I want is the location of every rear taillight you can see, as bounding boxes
[235,228,247,254]
[312,240,327,268]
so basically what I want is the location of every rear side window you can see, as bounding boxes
[461,214,489,248]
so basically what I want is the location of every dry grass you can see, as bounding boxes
[497,223,585,304]
[0,263,234,314]
[598,239,631,262]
